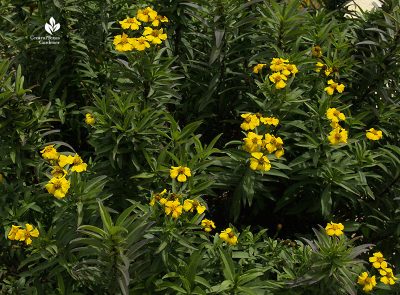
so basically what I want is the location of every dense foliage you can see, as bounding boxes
[1,0,400,294]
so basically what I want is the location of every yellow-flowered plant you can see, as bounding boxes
[357,272,377,292]
[366,128,382,141]
[270,58,289,72]
[170,166,191,182]
[253,63,266,74]
[380,267,397,285]
[119,17,141,30]
[183,199,206,214]
[219,228,238,245]
[315,62,333,76]
[369,252,387,269]
[85,113,95,126]
[249,152,271,171]
[201,219,216,232]
[240,113,260,131]
[324,79,345,95]
[151,15,169,27]
[260,116,279,126]
[8,224,39,245]
[269,72,288,89]
[40,145,59,161]
[58,154,87,173]
[149,189,168,206]
[326,108,346,123]
[143,27,167,44]
[45,177,71,199]
[51,166,67,179]
[264,133,284,157]
[243,132,263,153]
[325,222,344,236]
[113,32,135,52]
[137,7,158,23]
[328,127,348,145]
[164,199,183,219]
[267,57,298,89]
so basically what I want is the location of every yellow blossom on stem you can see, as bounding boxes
[170,166,191,182]
[133,37,151,51]
[357,272,377,292]
[136,7,158,23]
[7,225,21,240]
[240,113,260,131]
[315,62,324,73]
[282,64,298,76]
[243,132,263,153]
[183,199,206,214]
[324,79,345,95]
[270,58,289,72]
[264,134,284,153]
[164,200,183,219]
[113,33,135,52]
[58,154,87,172]
[201,219,216,232]
[260,116,279,126]
[366,128,382,141]
[369,252,388,269]
[119,17,141,30]
[45,177,70,199]
[249,152,271,171]
[269,72,287,89]
[152,15,168,27]
[379,267,397,285]
[23,224,40,245]
[143,27,167,44]
[253,63,267,74]
[328,127,348,145]
[40,145,59,161]
[275,148,284,158]
[326,108,346,123]
[324,67,333,76]
[150,189,167,206]
[51,166,67,179]
[219,228,238,245]
[325,222,344,236]
[85,113,95,126]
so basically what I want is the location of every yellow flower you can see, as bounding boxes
[149,189,167,206]
[260,116,279,126]
[219,228,238,245]
[201,219,216,232]
[270,58,289,72]
[170,166,191,182]
[70,154,87,173]
[311,45,322,58]
[253,63,267,74]
[164,200,183,219]
[240,113,260,131]
[143,27,167,44]
[183,199,206,214]
[366,128,383,141]
[326,108,346,123]
[282,64,298,76]
[51,166,67,179]
[324,67,333,76]
[369,252,387,269]
[275,148,284,158]
[136,7,158,23]
[264,134,283,153]
[379,267,397,285]
[133,37,151,51]
[325,222,344,236]
[324,79,345,95]
[152,15,169,27]
[357,272,377,292]
[85,113,95,126]
[119,17,141,30]
[113,33,135,52]
[328,127,348,145]
[250,152,271,171]
[40,145,59,161]
[315,62,324,73]
[243,132,263,153]
[269,72,287,89]
[23,223,39,245]
[45,177,70,199]
[7,225,21,240]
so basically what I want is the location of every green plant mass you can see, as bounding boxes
[1,0,400,294]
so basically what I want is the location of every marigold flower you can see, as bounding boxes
[240,113,260,131]
[260,116,279,126]
[315,62,324,73]
[23,224,39,245]
[326,108,346,123]
[270,58,289,72]
[282,64,298,76]
[366,128,382,141]
[328,127,348,145]
[164,200,183,219]
[8,224,39,245]
[311,45,322,58]
[150,189,167,206]
[324,67,333,76]
[58,154,87,173]
[264,134,283,153]
[40,145,59,161]
[152,15,169,27]
[143,27,167,44]
[219,228,238,245]
[379,267,397,285]
[250,152,271,171]
[113,33,135,52]
[325,222,344,236]
[51,166,67,179]
[119,17,141,30]
[243,132,263,153]
[275,148,284,158]
[45,177,70,199]
[7,225,21,240]
[133,37,151,51]
[201,219,216,232]
[357,272,377,292]
[369,252,387,269]
[324,79,345,95]
[269,72,287,89]
[170,166,191,182]
[183,199,206,214]
[137,7,158,23]
[85,113,95,126]
[253,63,267,74]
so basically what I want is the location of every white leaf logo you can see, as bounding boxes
[45,17,60,35]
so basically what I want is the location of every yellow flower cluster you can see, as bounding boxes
[252,63,266,74]
[219,228,238,245]
[324,79,345,96]
[113,7,168,52]
[314,48,345,95]
[85,113,95,126]
[7,224,39,246]
[269,58,298,89]
[170,166,191,182]
[40,145,87,199]
[326,108,348,145]
[357,272,376,293]
[315,62,334,77]
[366,128,383,141]
[325,221,344,236]
[240,113,283,171]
